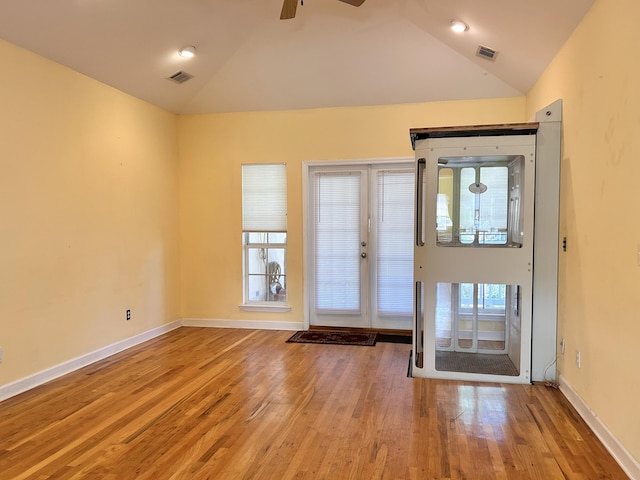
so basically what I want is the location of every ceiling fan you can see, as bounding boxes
[280,0,366,20]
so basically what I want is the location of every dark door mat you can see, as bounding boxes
[286,330,376,346]
[435,351,519,376]
[376,333,412,344]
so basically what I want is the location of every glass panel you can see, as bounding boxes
[314,172,361,312]
[268,232,287,244]
[508,157,524,246]
[435,282,452,349]
[456,282,475,350]
[267,249,286,300]
[248,274,268,302]
[376,170,414,316]
[246,232,287,245]
[457,283,507,351]
[437,283,513,352]
[478,167,508,245]
[436,155,524,248]
[420,162,427,245]
[247,248,267,275]
[459,168,476,244]
[479,284,506,312]
[244,232,287,303]
[247,232,265,243]
[459,283,475,312]
[435,282,519,375]
[459,283,506,313]
[437,168,453,244]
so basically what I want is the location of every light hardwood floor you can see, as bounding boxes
[0,328,628,479]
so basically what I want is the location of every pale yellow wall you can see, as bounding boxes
[0,40,181,386]
[178,98,526,321]
[2,0,637,465]
[527,0,640,462]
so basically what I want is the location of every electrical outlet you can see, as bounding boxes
[576,350,581,368]
[560,338,565,354]
[126,309,131,321]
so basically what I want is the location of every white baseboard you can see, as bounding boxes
[559,374,640,479]
[0,320,182,403]
[0,319,302,403]
[181,318,303,331]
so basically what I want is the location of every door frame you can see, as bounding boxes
[301,157,414,330]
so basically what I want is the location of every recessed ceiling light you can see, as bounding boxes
[450,20,469,33]
[178,45,196,58]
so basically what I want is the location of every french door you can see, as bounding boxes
[307,162,414,330]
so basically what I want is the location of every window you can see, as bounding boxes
[242,164,288,307]
[243,232,287,303]
[436,155,524,247]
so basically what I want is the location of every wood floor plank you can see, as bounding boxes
[0,328,629,479]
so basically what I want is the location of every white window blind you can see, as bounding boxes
[313,171,361,312]
[242,164,287,232]
[376,170,414,315]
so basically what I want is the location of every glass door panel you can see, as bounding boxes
[371,168,414,330]
[310,168,368,327]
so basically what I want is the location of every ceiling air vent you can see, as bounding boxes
[167,70,193,84]
[476,45,498,61]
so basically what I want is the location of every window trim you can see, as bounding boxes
[238,303,291,313]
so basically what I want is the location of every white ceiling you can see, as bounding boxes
[0,0,594,114]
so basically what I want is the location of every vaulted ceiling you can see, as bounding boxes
[0,0,594,114]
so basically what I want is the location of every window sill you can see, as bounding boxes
[239,303,292,313]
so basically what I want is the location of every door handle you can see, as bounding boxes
[416,158,426,247]
[361,252,367,258]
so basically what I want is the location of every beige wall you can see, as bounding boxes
[0,40,181,386]
[178,98,526,321]
[527,0,640,462]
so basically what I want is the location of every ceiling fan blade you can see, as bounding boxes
[337,0,366,6]
[280,0,298,19]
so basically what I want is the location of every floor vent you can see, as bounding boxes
[476,45,498,61]
[167,70,193,84]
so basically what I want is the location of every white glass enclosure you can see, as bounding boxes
[412,131,537,384]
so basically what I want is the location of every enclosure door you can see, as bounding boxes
[414,135,535,383]
[308,164,414,330]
